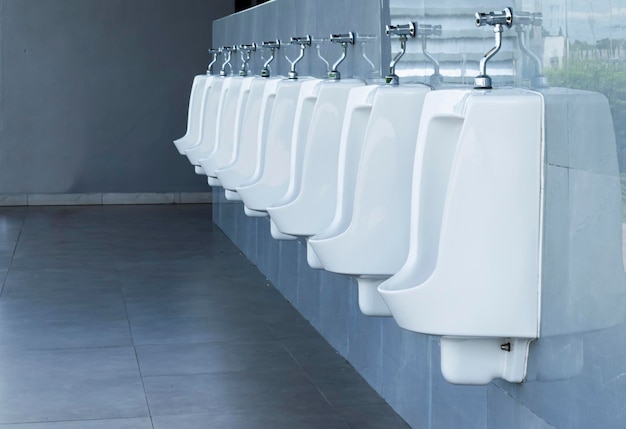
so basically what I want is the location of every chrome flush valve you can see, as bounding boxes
[385,22,416,85]
[328,32,355,80]
[261,40,281,78]
[474,7,513,89]
[286,35,312,80]
[417,24,443,86]
[207,48,220,75]
[238,43,256,77]
[220,46,237,77]
[514,11,548,88]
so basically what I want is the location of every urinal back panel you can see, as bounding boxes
[174,75,213,153]
[180,75,206,146]
[237,79,320,212]
[311,85,379,242]
[215,78,282,191]
[200,76,253,178]
[316,85,430,275]
[184,77,227,165]
[380,89,543,339]
[268,80,366,236]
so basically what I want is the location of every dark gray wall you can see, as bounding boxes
[0,0,234,194]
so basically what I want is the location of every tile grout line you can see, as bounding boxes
[105,211,156,429]
[0,210,27,298]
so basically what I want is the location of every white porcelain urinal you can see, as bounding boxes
[304,84,380,268]
[378,88,544,385]
[237,78,324,219]
[267,79,366,240]
[199,76,255,186]
[183,76,243,172]
[308,84,431,317]
[215,77,283,201]
[173,74,216,154]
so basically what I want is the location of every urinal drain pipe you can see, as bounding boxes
[207,48,220,75]
[385,22,416,86]
[328,32,355,80]
[220,46,237,77]
[474,7,513,89]
[286,35,312,80]
[418,24,443,87]
[261,40,281,78]
[239,43,256,77]
[514,11,548,89]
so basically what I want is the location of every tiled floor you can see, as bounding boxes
[0,205,409,428]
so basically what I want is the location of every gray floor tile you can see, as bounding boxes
[0,294,128,322]
[0,347,148,424]
[0,318,132,350]
[152,410,349,429]
[3,268,120,294]
[136,340,300,376]
[306,364,388,407]
[336,404,412,429]
[0,205,406,428]
[129,314,274,346]
[282,336,350,369]
[0,417,153,429]
[144,369,332,417]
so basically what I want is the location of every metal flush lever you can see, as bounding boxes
[474,7,513,89]
[207,48,221,75]
[514,11,547,88]
[261,40,281,78]
[417,24,443,86]
[385,22,416,86]
[238,43,256,77]
[286,35,312,80]
[220,46,237,77]
[328,32,355,80]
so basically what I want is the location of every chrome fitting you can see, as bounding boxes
[385,22,416,85]
[417,24,443,86]
[286,35,312,79]
[261,39,281,78]
[474,8,513,89]
[328,32,355,80]
[207,48,220,75]
[238,43,256,76]
[220,46,237,77]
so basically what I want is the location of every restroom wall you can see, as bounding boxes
[0,0,234,195]
[213,0,626,428]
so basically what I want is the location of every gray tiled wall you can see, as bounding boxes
[211,0,626,428]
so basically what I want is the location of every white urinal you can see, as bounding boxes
[215,77,283,201]
[173,74,215,154]
[198,76,255,186]
[184,76,245,171]
[378,88,544,385]
[237,78,324,219]
[307,84,431,317]
[267,79,366,240]
[304,84,380,269]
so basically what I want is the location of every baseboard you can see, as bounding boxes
[0,192,212,206]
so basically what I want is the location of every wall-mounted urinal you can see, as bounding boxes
[378,9,544,385]
[199,44,258,187]
[215,41,283,202]
[308,23,431,317]
[267,33,366,241]
[378,87,543,385]
[182,46,235,172]
[173,49,220,154]
[237,36,324,221]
